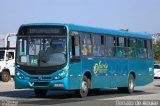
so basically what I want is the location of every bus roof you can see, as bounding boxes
[20,23,152,39]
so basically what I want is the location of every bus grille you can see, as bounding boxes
[29,77,52,80]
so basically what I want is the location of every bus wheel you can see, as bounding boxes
[34,89,47,97]
[89,88,100,95]
[118,74,135,93]
[1,71,10,82]
[125,74,135,93]
[76,76,90,98]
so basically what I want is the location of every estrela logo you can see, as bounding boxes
[93,61,108,74]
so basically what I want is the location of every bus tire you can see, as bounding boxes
[89,88,100,95]
[76,75,90,98]
[1,71,10,82]
[117,87,125,93]
[34,89,47,97]
[125,74,135,93]
[117,74,135,93]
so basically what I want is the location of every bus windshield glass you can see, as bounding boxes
[16,36,67,67]
[0,51,5,61]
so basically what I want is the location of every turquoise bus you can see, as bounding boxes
[15,23,154,97]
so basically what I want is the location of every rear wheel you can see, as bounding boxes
[1,71,10,82]
[76,76,90,98]
[34,89,47,97]
[118,74,135,93]
[126,74,135,93]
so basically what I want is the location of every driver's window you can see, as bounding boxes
[8,52,14,60]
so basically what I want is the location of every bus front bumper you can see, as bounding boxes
[14,76,69,90]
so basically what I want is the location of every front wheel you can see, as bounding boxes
[34,89,47,97]
[76,76,90,98]
[117,87,125,93]
[89,88,100,95]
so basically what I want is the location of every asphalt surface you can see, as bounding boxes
[0,79,160,106]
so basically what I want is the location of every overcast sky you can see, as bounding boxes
[0,0,160,34]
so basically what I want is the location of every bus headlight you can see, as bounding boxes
[15,71,25,79]
[54,70,68,80]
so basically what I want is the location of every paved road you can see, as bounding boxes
[0,79,160,106]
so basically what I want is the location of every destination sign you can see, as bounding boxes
[28,28,61,34]
[18,26,66,35]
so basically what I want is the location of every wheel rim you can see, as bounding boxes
[82,81,88,94]
[129,78,134,90]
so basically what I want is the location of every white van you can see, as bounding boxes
[154,64,160,78]
[0,33,16,82]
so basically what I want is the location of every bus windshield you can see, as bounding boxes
[16,36,67,67]
[0,51,5,61]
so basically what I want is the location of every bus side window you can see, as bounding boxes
[128,38,137,58]
[116,37,127,57]
[93,34,100,56]
[71,35,80,57]
[81,33,92,56]
[106,36,113,57]
[147,40,153,59]
[137,39,146,59]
